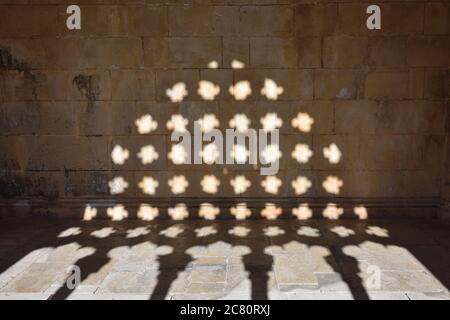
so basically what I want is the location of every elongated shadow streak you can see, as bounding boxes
[150,222,194,300]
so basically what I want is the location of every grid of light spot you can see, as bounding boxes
[85,60,360,222]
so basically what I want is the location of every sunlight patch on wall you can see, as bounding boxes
[292,204,313,220]
[229,113,251,133]
[109,176,129,195]
[167,114,189,133]
[168,143,189,165]
[135,114,158,134]
[138,145,159,165]
[229,80,251,101]
[231,59,245,69]
[292,176,312,195]
[291,144,313,164]
[201,174,221,194]
[168,175,189,195]
[199,203,220,220]
[260,112,283,132]
[292,112,314,133]
[322,203,344,220]
[230,175,251,194]
[107,205,128,221]
[354,206,369,220]
[261,78,284,100]
[322,176,344,195]
[261,203,283,220]
[168,203,189,221]
[83,205,97,221]
[111,145,129,165]
[166,82,188,103]
[198,80,220,101]
[138,176,159,195]
[323,143,342,164]
[231,203,252,220]
[137,204,159,221]
[261,176,282,195]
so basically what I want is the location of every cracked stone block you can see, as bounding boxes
[0,263,68,293]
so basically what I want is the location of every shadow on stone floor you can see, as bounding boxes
[0,218,449,300]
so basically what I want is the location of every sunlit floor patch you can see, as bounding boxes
[0,220,449,300]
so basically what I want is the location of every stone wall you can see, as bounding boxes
[0,1,448,219]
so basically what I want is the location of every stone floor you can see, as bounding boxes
[0,218,449,300]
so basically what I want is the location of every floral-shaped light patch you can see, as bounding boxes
[261,144,282,164]
[137,145,159,165]
[261,203,282,220]
[198,203,220,220]
[198,80,220,101]
[107,204,128,221]
[261,176,282,195]
[167,114,188,133]
[109,176,129,195]
[229,113,250,133]
[83,205,97,221]
[292,204,313,220]
[322,176,343,195]
[322,203,344,220]
[138,176,159,195]
[111,145,129,165]
[168,143,189,165]
[166,82,188,103]
[229,80,251,101]
[230,203,252,220]
[354,206,368,220]
[291,143,313,164]
[231,59,245,69]
[200,142,220,164]
[260,112,283,132]
[197,114,220,133]
[135,114,158,134]
[168,203,189,220]
[230,175,251,194]
[261,78,283,100]
[230,144,249,164]
[291,176,312,195]
[168,175,189,194]
[201,175,220,194]
[292,112,314,133]
[323,143,342,164]
[137,204,159,221]
[208,60,219,69]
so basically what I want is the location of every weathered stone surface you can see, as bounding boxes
[0,1,448,217]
